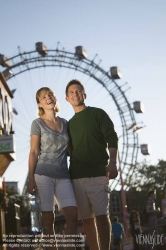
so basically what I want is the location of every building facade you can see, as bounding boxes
[0,72,16,247]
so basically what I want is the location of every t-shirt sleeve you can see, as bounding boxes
[61,118,68,126]
[96,109,118,148]
[61,118,69,132]
[30,120,41,136]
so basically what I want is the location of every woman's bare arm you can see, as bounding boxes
[27,135,40,194]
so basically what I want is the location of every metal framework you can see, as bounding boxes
[1,44,139,190]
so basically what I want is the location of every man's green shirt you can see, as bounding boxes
[68,107,118,179]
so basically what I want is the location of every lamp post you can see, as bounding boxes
[118,124,145,236]
[118,150,129,236]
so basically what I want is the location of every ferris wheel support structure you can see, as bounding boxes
[0,43,142,190]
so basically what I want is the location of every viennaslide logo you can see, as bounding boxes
[135,231,165,249]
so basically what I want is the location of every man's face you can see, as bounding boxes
[66,84,86,107]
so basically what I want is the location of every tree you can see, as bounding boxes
[125,160,166,213]
[6,185,30,228]
[6,186,18,197]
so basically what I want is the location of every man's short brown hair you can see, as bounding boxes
[65,79,85,96]
[113,216,119,222]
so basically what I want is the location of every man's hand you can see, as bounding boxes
[106,162,118,179]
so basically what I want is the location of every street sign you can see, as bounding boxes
[0,135,15,153]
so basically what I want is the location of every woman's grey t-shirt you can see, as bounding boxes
[30,117,70,179]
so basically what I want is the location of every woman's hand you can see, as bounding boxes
[27,177,37,195]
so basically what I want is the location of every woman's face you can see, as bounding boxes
[133,213,137,218]
[38,90,56,110]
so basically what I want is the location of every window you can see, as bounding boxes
[111,193,120,212]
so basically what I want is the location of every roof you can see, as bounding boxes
[0,72,13,98]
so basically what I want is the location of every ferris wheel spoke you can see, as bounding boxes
[1,43,140,193]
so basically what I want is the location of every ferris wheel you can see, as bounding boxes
[0,42,146,193]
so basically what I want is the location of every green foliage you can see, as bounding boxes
[125,160,166,213]
[6,185,18,197]
[6,186,29,227]
[125,159,166,191]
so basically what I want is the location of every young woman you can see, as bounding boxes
[27,87,77,249]
[129,210,142,250]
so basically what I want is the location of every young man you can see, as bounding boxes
[66,79,118,250]
[146,190,160,234]
[112,216,125,250]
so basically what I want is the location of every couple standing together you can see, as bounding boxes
[28,79,118,250]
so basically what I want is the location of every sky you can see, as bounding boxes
[0,0,166,193]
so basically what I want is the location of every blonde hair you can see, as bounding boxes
[36,87,60,116]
